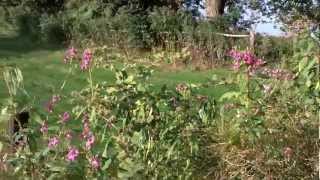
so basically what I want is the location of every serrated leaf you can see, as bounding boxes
[102,159,112,171]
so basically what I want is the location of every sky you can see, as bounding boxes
[198,7,284,36]
[256,22,283,36]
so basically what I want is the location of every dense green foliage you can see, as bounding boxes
[1,0,294,64]
[0,30,319,178]
[0,1,319,179]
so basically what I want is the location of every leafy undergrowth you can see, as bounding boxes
[0,32,319,179]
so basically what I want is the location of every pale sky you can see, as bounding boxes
[256,22,283,36]
[198,7,284,36]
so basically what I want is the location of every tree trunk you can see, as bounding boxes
[206,0,227,18]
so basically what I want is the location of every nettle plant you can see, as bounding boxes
[7,47,216,179]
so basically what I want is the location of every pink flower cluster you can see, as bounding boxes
[80,49,93,70]
[66,147,79,162]
[65,131,73,140]
[81,114,95,150]
[63,47,94,70]
[228,49,265,70]
[260,68,295,80]
[48,136,59,149]
[45,95,61,113]
[43,110,101,166]
[40,121,48,134]
[64,47,77,64]
[60,112,71,123]
[89,155,101,169]
[85,134,95,150]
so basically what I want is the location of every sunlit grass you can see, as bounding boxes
[0,39,233,111]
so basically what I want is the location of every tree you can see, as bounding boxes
[264,0,320,23]
[205,0,227,17]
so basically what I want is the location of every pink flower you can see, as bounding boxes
[45,95,60,113]
[82,113,89,124]
[228,49,242,61]
[40,121,48,134]
[80,49,93,70]
[232,60,241,70]
[45,102,54,113]
[51,95,61,104]
[66,147,79,162]
[48,137,59,149]
[228,49,265,71]
[260,67,294,80]
[263,84,272,94]
[85,133,95,150]
[64,47,77,63]
[81,115,91,139]
[65,131,73,140]
[89,155,101,169]
[60,112,71,123]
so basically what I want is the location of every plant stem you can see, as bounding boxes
[89,68,94,99]
[246,68,250,105]
[60,66,73,91]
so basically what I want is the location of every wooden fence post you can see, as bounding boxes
[249,30,256,53]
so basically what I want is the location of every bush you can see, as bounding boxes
[15,13,40,40]
[39,14,68,44]
[255,36,294,64]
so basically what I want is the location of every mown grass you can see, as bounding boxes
[0,33,234,112]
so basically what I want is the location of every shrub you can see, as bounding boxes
[15,13,40,40]
[39,14,68,44]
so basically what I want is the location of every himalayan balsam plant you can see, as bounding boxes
[5,46,217,179]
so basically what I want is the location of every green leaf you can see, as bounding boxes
[198,108,208,124]
[47,164,65,172]
[131,131,143,146]
[118,158,144,179]
[167,140,178,161]
[102,159,112,171]
[42,147,50,156]
[107,87,118,94]
[28,133,38,152]
[306,80,312,87]
[124,75,135,84]
[47,173,59,180]
[48,126,60,131]
[298,57,308,72]
[219,92,241,102]
[89,107,96,124]
[102,140,110,158]
[0,107,10,123]
[32,113,42,124]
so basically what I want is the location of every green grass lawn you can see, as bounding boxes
[0,34,235,112]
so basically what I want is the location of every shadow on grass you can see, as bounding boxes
[0,35,63,59]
